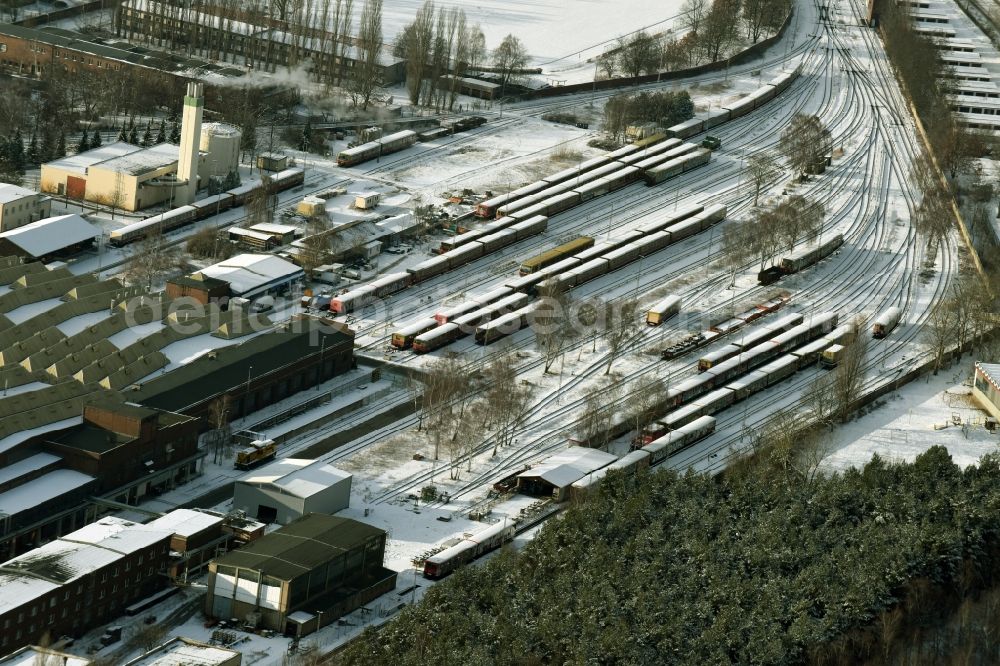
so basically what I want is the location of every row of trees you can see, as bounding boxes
[721,194,826,276]
[339,444,1000,664]
[596,0,791,80]
[602,90,695,140]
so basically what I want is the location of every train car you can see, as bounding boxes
[602,243,642,271]
[573,176,614,202]
[418,127,450,142]
[695,203,728,227]
[509,214,549,242]
[573,241,615,263]
[646,295,681,326]
[505,271,549,294]
[603,165,642,191]
[369,272,411,298]
[691,386,737,416]
[617,138,682,167]
[412,322,463,353]
[769,64,802,95]
[666,117,705,139]
[109,206,198,246]
[703,108,731,130]
[441,241,485,270]
[570,468,611,500]
[563,257,611,288]
[234,439,277,470]
[435,300,481,325]
[705,341,781,386]
[537,257,583,282]
[672,373,715,405]
[519,237,594,275]
[747,84,778,109]
[477,228,518,254]
[632,132,668,149]
[723,96,756,119]
[481,215,520,233]
[329,284,378,314]
[495,192,547,218]
[606,143,642,161]
[698,344,742,372]
[606,449,651,475]
[475,181,549,218]
[819,343,845,368]
[823,323,856,347]
[190,192,236,218]
[227,182,257,205]
[422,521,516,579]
[779,234,844,274]
[407,255,450,283]
[872,306,902,338]
[680,148,712,172]
[511,191,581,220]
[643,156,688,185]
[472,286,516,307]
[635,205,706,236]
[336,130,418,167]
[632,145,696,172]
[758,354,801,387]
[642,415,716,464]
[633,230,672,256]
[724,369,770,402]
[439,228,490,254]
[474,304,533,345]
[790,337,833,366]
[271,168,305,189]
[392,317,439,349]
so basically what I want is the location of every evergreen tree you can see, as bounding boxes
[9,130,24,171]
[140,121,153,148]
[222,170,241,189]
[91,128,102,148]
[128,124,139,145]
[26,132,38,164]
[77,130,90,154]
[156,120,166,145]
[39,131,53,162]
[117,125,128,142]
[56,131,66,157]
[169,121,180,144]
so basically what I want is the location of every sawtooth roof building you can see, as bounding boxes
[205,514,397,636]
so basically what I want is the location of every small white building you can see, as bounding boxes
[0,184,51,232]
[516,446,618,501]
[233,458,352,524]
[122,637,241,666]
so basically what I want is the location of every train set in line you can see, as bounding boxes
[109,168,305,247]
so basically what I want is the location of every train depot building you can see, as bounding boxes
[204,514,397,636]
[516,446,617,501]
[234,458,352,524]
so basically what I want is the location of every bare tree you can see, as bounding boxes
[617,31,659,78]
[348,0,384,110]
[492,33,528,96]
[774,195,826,252]
[298,216,331,278]
[925,300,959,375]
[207,395,232,464]
[778,113,832,178]
[630,374,666,435]
[400,1,435,104]
[720,222,754,285]
[421,353,466,460]
[601,298,640,375]
[579,380,622,448]
[833,318,869,422]
[483,347,533,455]
[679,0,709,33]
[531,280,573,373]
[746,150,781,206]
[467,24,486,71]
[123,231,177,289]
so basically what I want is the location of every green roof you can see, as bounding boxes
[212,514,384,581]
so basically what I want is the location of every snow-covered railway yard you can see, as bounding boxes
[45,0,996,658]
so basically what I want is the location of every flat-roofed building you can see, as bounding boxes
[0,214,99,262]
[123,637,241,666]
[234,459,351,524]
[204,514,397,635]
[0,185,51,233]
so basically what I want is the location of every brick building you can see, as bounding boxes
[0,516,173,654]
[42,400,200,497]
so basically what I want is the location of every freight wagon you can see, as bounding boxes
[336,130,418,167]
[519,237,595,275]
[646,295,681,325]
[423,521,516,579]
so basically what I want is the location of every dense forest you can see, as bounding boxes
[338,446,1000,665]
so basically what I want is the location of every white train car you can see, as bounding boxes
[646,295,681,326]
[642,415,716,465]
[475,181,549,218]
[392,317,438,349]
[666,117,705,139]
[408,255,450,283]
[872,306,902,338]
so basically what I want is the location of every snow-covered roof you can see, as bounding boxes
[0,452,60,488]
[123,638,240,666]
[239,458,351,499]
[248,223,298,235]
[977,362,1000,390]
[200,122,241,138]
[0,183,39,205]
[0,572,59,615]
[0,468,94,517]
[287,610,316,624]
[60,515,172,555]
[197,253,303,297]
[517,446,617,489]
[144,508,223,538]
[0,213,99,258]
[94,142,180,176]
[45,141,143,174]
[0,646,91,666]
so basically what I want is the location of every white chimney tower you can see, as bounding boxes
[176,82,204,206]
